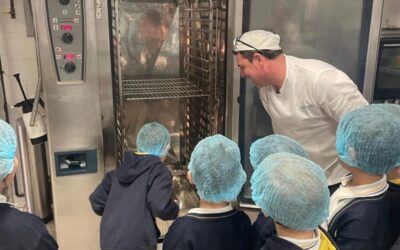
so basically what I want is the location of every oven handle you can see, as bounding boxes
[383,43,400,47]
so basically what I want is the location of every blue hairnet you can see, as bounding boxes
[370,104,400,166]
[250,134,308,169]
[188,134,246,203]
[0,120,17,181]
[251,153,329,230]
[136,122,170,157]
[336,104,400,174]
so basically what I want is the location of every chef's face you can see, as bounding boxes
[235,52,272,88]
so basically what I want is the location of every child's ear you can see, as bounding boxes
[187,171,194,184]
[1,157,19,189]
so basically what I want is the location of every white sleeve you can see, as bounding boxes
[313,68,369,122]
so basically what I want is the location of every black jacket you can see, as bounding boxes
[328,192,392,250]
[388,181,400,245]
[251,212,276,250]
[163,208,252,250]
[260,236,302,250]
[89,152,179,250]
[0,203,58,250]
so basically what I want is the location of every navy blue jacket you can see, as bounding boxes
[252,212,276,250]
[328,192,392,250]
[261,236,302,250]
[89,152,179,250]
[163,208,252,250]
[388,181,400,245]
[0,203,58,250]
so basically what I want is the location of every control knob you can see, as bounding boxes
[64,62,76,73]
[59,0,70,5]
[62,33,74,44]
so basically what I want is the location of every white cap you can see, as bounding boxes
[233,30,281,52]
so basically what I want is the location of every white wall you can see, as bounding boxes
[0,0,38,124]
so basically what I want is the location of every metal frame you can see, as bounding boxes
[110,0,126,165]
[225,0,242,143]
[362,0,384,102]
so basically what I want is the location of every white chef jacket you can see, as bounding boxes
[259,55,368,185]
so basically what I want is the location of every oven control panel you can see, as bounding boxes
[46,0,84,83]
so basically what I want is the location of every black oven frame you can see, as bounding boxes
[373,30,400,101]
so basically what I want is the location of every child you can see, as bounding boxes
[388,162,400,246]
[249,134,309,250]
[370,103,400,245]
[0,119,58,249]
[328,104,400,249]
[89,122,179,250]
[163,134,251,250]
[251,152,337,249]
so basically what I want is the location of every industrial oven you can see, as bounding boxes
[110,0,227,166]
[30,0,230,249]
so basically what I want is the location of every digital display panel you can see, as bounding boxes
[60,24,73,31]
[64,53,76,60]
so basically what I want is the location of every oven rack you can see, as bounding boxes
[122,78,208,100]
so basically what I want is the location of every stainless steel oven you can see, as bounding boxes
[110,0,227,167]
[373,29,400,103]
[31,0,229,248]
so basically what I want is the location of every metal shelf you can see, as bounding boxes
[123,78,208,100]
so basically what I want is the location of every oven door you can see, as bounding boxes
[374,32,400,102]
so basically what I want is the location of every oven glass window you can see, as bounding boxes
[374,43,400,100]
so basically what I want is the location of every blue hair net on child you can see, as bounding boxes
[336,104,400,174]
[0,120,17,181]
[251,153,329,230]
[136,122,170,157]
[371,104,400,166]
[188,134,246,203]
[250,134,308,169]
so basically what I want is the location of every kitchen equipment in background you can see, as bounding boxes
[13,73,47,145]
[170,168,199,212]
[54,149,97,176]
[112,0,227,166]
[15,118,52,222]
[0,56,10,122]
[373,29,400,103]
